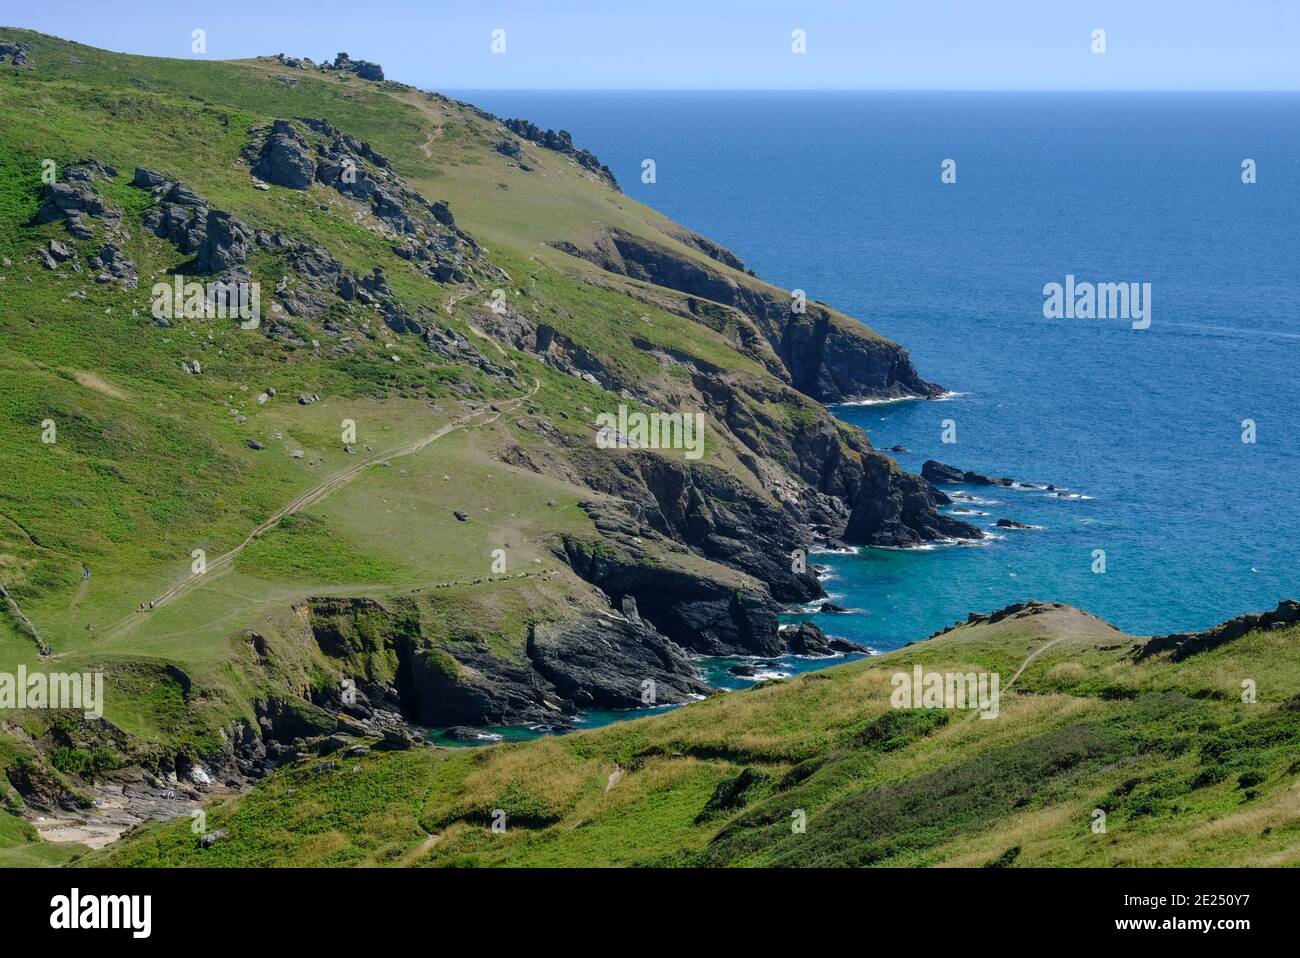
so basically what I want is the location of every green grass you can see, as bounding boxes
[83,609,1300,867]
[5,28,1293,871]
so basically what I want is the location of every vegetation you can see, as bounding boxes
[88,607,1300,867]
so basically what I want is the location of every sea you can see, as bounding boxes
[443,90,1300,733]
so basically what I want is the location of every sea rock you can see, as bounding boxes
[921,460,1022,487]
[443,726,502,743]
[844,456,983,546]
[995,518,1033,530]
[786,622,833,655]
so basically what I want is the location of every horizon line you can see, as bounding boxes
[438,87,1300,94]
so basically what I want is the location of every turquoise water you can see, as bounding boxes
[440,91,1300,736]
[458,90,1300,646]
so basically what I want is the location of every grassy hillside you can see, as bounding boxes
[4,30,1293,869]
[0,27,958,859]
[87,602,1300,867]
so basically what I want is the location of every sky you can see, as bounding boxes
[5,0,1299,91]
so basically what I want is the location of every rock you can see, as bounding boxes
[253,119,316,189]
[786,622,833,655]
[90,242,137,287]
[921,460,1019,487]
[728,664,762,677]
[452,510,469,521]
[828,637,870,654]
[527,615,711,709]
[329,52,384,81]
[442,726,502,743]
[844,457,983,547]
[47,240,74,262]
[995,518,1034,530]
[198,211,254,273]
[820,602,848,613]
[132,167,169,190]
[245,439,264,450]
[1138,599,1300,662]
[0,39,30,65]
[559,528,785,657]
[198,829,227,848]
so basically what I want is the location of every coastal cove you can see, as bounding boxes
[417,89,1300,740]
[457,88,1300,641]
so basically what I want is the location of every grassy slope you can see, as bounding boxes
[89,607,1300,867]
[5,32,1295,869]
[0,28,788,756]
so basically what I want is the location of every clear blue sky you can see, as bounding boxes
[8,0,1299,90]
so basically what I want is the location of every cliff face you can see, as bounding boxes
[0,30,981,775]
[553,228,943,403]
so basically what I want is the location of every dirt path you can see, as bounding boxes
[101,380,538,639]
[67,573,90,630]
[1004,636,1067,689]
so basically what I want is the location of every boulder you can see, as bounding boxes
[253,120,316,189]
[786,622,833,655]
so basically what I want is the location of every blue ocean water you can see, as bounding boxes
[458,90,1300,653]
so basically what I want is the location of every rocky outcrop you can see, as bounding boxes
[31,160,118,240]
[0,39,29,65]
[922,460,1026,487]
[844,456,982,546]
[553,228,940,404]
[252,119,315,188]
[557,531,784,657]
[326,51,384,81]
[1137,600,1300,662]
[134,173,254,276]
[785,621,869,656]
[501,118,618,189]
[569,453,823,605]
[528,612,710,709]
[303,595,712,727]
